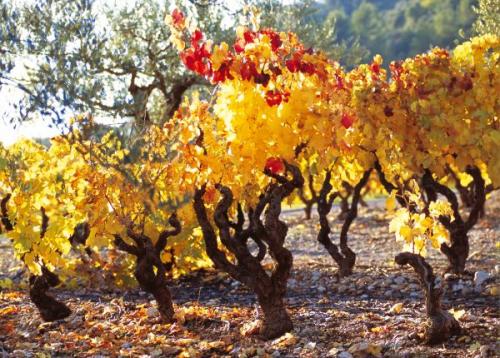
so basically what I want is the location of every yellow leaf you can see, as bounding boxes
[385,191,396,212]
[390,302,403,314]
[448,308,466,321]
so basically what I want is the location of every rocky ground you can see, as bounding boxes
[0,194,499,357]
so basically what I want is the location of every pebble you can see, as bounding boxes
[479,345,490,357]
[393,276,406,285]
[318,286,326,293]
[462,286,473,295]
[146,307,159,318]
[410,292,421,298]
[305,342,317,350]
[337,285,348,294]
[271,350,281,358]
[444,273,455,281]
[311,271,321,282]
[494,265,500,276]
[474,271,490,287]
[338,351,353,358]
[121,342,132,349]
[452,282,465,292]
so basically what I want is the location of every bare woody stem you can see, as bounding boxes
[298,174,318,220]
[395,252,461,344]
[1,194,14,231]
[29,208,71,321]
[114,213,181,322]
[422,166,486,274]
[193,162,303,339]
[316,169,371,277]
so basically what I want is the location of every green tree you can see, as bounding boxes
[474,0,500,35]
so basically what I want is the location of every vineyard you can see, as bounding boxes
[0,3,499,358]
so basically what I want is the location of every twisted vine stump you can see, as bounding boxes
[194,162,303,339]
[29,266,72,321]
[298,174,318,220]
[2,199,72,321]
[30,208,71,321]
[316,169,372,277]
[422,166,485,274]
[395,253,461,344]
[114,213,181,322]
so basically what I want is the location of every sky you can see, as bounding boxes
[0,0,263,146]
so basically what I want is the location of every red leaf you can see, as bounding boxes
[234,39,245,53]
[370,63,380,75]
[191,29,203,48]
[243,30,255,44]
[286,59,300,73]
[171,9,185,28]
[265,157,285,174]
[265,90,282,106]
[341,113,354,129]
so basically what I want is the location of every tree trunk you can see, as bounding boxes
[304,202,313,220]
[134,255,175,323]
[440,230,469,275]
[151,285,175,322]
[257,293,293,339]
[337,196,349,220]
[29,268,71,322]
[395,253,461,344]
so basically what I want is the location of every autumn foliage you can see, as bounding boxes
[0,9,497,346]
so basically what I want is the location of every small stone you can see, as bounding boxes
[318,286,326,293]
[338,351,353,358]
[384,290,393,297]
[305,342,317,350]
[393,276,406,285]
[444,273,455,281]
[474,271,490,287]
[349,341,369,353]
[150,348,163,357]
[452,282,465,292]
[479,345,490,357]
[360,294,369,299]
[410,292,421,298]
[462,286,473,295]
[327,347,339,356]
[494,265,500,275]
[146,307,159,318]
[288,279,297,288]
[311,271,321,282]
[121,342,132,349]
[271,350,281,358]
[337,285,348,294]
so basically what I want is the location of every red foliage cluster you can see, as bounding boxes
[264,157,285,174]
[341,113,354,129]
[265,90,290,107]
[171,9,185,29]
[180,30,212,76]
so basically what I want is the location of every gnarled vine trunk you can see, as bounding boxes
[316,169,372,277]
[114,213,181,322]
[298,174,318,220]
[422,166,485,274]
[29,266,71,321]
[2,199,72,321]
[376,160,486,275]
[193,162,303,339]
[395,253,461,344]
